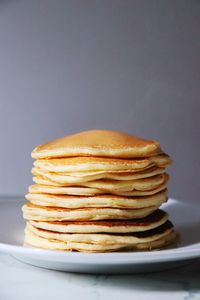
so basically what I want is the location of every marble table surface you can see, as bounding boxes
[0,252,199,300]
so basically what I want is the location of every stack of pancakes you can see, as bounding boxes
[22,130,177,252]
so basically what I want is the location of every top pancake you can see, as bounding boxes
[31,129,161,159]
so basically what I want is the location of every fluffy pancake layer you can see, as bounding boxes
[28,182,168,196]
[24,221,177,252]
[32,174,168,193]
[22,203,159,221]
[31,129,161,159]
[34,154,171,173]
[26,190,168,209]
[32,166,166,184]
[29,209,169,233]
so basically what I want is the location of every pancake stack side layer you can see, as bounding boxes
[22,129,177,252]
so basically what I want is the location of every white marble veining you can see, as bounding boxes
[0,253,199,300]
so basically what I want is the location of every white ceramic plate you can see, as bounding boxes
[0,198,199,274]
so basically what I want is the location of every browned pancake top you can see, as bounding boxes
[32,219,173,237]
[32,129,161,158]
[31,209,166,227]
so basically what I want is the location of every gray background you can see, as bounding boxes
[0,0,199,202]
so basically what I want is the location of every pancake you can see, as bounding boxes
[28,182,167,196]
[24,221,177,252]
[26,220,173,245]
[26,189,167,209]
[22,203,159,221]
[34,154,171,173]
[29,209,169,233]
[32,166,166,184]
[29,184,105,196]
[32,174,168,193]
[31,129,161,159]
